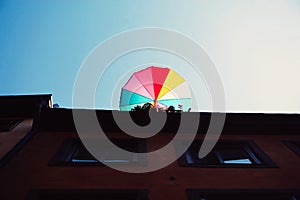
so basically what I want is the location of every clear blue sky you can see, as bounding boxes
[1,0,300,112]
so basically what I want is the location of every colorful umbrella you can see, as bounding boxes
[119,66,192,111]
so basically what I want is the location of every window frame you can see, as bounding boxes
[49,138,147,166]
[177,139,277,168]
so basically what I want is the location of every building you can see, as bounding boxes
[0,97,300,199]
[0,94,52,167]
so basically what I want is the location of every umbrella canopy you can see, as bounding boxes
[119,66,192,111]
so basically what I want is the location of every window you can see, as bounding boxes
[187,189,300,200]
[28,189,148,200]
[49,138,147,166]
[178,140,276,168]
[0,118,23,132]
[283,140,300,157]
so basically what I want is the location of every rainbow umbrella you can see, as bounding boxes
[119,66,192,111]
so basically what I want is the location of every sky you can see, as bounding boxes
[1,0,300,113]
